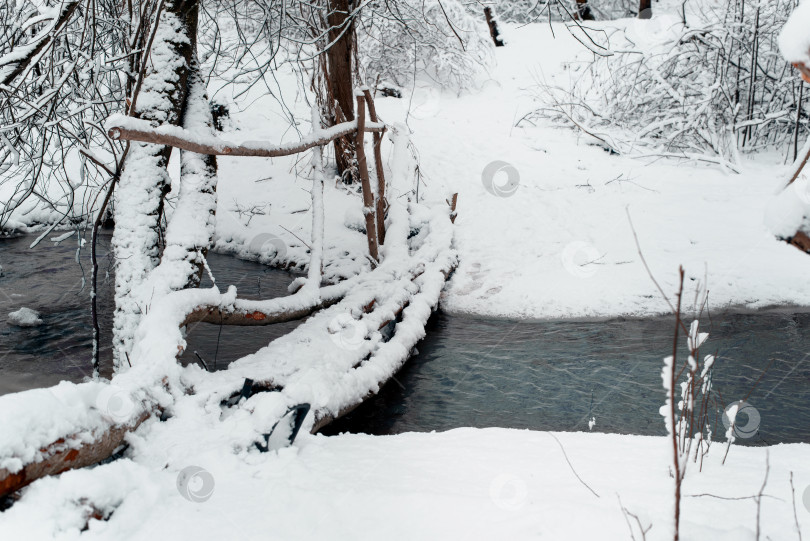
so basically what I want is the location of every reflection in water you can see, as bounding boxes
[2,234,809,443]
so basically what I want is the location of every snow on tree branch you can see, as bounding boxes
[105,114,385,157]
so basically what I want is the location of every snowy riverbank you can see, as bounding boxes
[1,428,808,540]
[184,17,810,321]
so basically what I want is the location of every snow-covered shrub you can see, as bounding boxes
[357,0,494,92]
[526,0,807,170]
[0,1,132,229]
[661,319,718,468]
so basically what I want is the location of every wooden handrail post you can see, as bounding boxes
[362,88,387,245]
[355,91,379,264]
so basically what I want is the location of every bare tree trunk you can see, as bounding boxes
[173,59,218,289]
[326,0,357,182]
[575,0,595,21]
[111,0,199,369]
[639,0,652,19]
[483,8,505,47]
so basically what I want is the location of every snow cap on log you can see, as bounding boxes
[780,1,810,79]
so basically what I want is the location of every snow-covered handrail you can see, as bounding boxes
[105,114,385,157]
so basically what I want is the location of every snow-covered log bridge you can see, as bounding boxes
[0,92,458,499]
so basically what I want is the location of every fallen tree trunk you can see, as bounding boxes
[0,101,455,505]
[181,289,346,326]
[0,411,150,499]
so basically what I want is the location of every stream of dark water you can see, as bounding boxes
[1,234,809,444]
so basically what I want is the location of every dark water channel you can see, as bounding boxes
[1,234,809,444]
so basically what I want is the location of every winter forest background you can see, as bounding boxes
[1,0,810,539]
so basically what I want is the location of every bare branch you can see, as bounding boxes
[106,114,384,157]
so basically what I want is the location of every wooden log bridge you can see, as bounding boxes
[0,94,459,500]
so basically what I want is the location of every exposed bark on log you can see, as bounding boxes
[789,230,810,252]
[0,412,150,499]
[181,293,344,327]
[362,89,387,245]
[793,62,810,85]
[355,92,380,263]
[107,118,384,158]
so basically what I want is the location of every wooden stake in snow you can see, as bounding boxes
[362,88,388,245]
[355,91,380,264]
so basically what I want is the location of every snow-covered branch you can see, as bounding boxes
[0,0,81,86]
[106,114,385,158]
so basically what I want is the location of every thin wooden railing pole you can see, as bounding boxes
[362,88,387,245]
[107,118,384,158]
[355,91,379,264]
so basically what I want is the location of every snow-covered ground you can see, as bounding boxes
[409,21,810,319]
[193,16,810,321]
[0,428,808,540]
[3,6,810,540]
[3,10,808,321]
